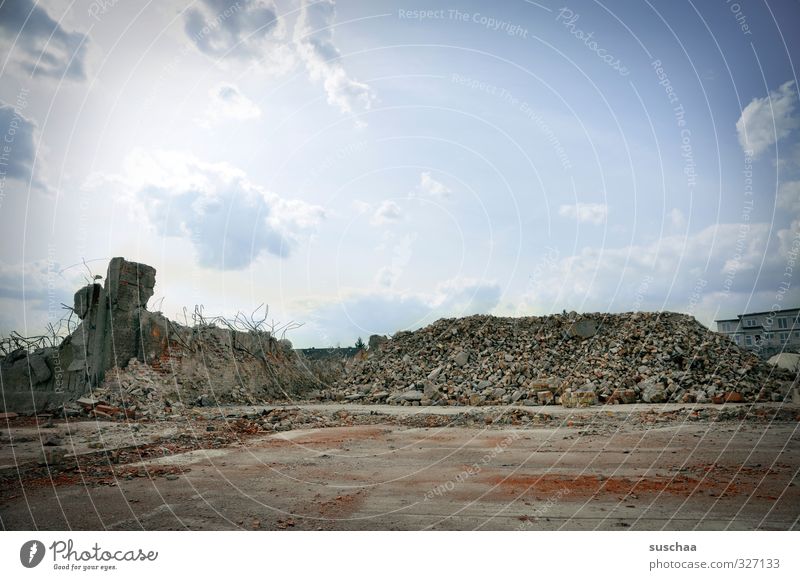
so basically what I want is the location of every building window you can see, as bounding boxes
[763,332,772,341]
[780,332,789,344]
[734,335,741,345]
[778,317,788,329]
[745,335,753,346]
[744,319,756,327]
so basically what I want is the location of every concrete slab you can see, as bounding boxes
[1,412,797,530]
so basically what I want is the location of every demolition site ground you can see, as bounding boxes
[1,402,798,531]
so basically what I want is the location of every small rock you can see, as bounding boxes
[43,434,63,446]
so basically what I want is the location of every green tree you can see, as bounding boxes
[355,337,365,350]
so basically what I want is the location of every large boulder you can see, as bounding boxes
[567,319,598,339]
[639,377,666,403]
[767,353,800,373]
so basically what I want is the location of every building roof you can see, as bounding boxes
[738,308,799,318]
[715,307,799,322]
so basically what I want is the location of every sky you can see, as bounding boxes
[0,0,799,348]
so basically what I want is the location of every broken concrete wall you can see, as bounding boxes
[0,257,153,413]
[1,257,319,414]
[294,347,365,388]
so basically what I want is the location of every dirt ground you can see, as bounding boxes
[1,403,798,530]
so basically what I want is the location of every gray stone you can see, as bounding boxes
[568,319,598,339]
[76,396,99,408]
[454,351,469,367]
[423,381,439,399]
[43,434,63,446]
[28,353,52,384]
[639,378,666,403]
[427,366,443,381]
[397,390,423,402]
[767,353,800,373]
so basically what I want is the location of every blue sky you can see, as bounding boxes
[0,0,798,347]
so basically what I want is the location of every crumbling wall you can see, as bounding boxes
[0,257,319,414]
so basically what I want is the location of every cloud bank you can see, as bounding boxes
[0,0,88,80]
[117,150,325,270]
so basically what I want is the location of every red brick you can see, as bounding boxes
[610,389,637,404]
[723,391,744,403]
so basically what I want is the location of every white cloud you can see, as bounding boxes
[668,208,687,231]
[736,80,799,158]
[294,0,375,115]
[414,171,452,198]
[352,200,372,214]
[370,200,402,225]
[558,202,608,225]
[197,83,262,128]
[184,0,282,58]
[106,149,325,270]
[0,0,88,80]
[520,219,800,324]
[432,276,502,314]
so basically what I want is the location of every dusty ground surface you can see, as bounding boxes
[1,402,798,530]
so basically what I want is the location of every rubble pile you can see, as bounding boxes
[90,336,320,418]
[328,312,795,407]
[0,257,323,415]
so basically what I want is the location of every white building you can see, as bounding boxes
[716,308,800,358]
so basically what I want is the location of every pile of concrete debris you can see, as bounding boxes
[327,312,796,407]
